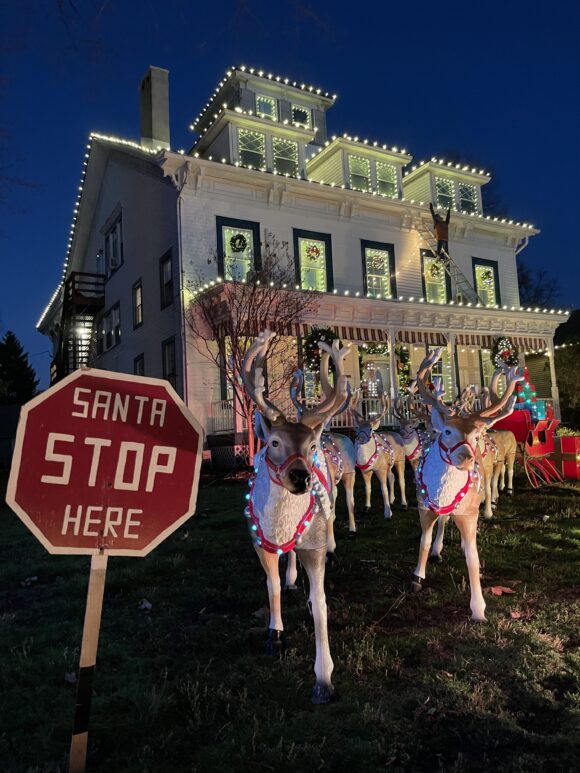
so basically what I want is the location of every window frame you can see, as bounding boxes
[348,154,372,193]
[272,135,299,177]
[132,278,143,329]
[161,336,177,389]
[434,176,455,210]
[472,257,501,307]
[361,239,397,299]
[133,353,145,376]
[255,94,278,121]
[159,251,173,309]
[216,216,261,279]
[97,302,121,355]
[376,161,398,198]
[293,228,334,292]
[458,182,478,214]
[103,215,124,280]
[291,104,312,129]
[420,249,451,304]
[238,127,266,169]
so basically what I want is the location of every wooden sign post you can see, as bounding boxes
[6,369,203,772]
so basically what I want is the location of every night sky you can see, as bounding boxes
[2,0,579,387]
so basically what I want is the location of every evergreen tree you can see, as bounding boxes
[0,331,39,404]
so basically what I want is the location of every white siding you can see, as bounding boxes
[402,173,431,205]
[306,150,345,186]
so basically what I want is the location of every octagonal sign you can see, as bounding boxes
[7,369,203,556]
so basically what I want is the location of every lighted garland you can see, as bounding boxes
[396,345,411,388]
[492,336,519,367]
[302,327,339,371]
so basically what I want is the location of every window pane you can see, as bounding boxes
[377,162,397,197]
[427,345,452,399]
[222,226,254,281]
[474,264,497,307]
[348,155,371,192]
[292,105,311,128]
[133,283,143,326]
[134,355,144,376]
[273,137,298,176]
[238,129,266,168]
[256,94,277,120]
[424,254,447,303]
[365,248,391,297]
[163,258,172,284]
[299,237,326,291]
[459,183,477,213]
[162,339,176,387]
[435,177,454,209]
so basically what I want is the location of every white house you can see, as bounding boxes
[38,65,569,466]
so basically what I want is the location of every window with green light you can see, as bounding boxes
[348,155,371,192]
[423,253,447,303]
[221,226,255,281]
[255,94,277,121]
[291,105,311,128]
[427,344,452,399]
[435,177,455,209]
[273,137,298,176]
[459,183,478,213]
[474,263,498,307]
[298,237,327,291]
[377,162,398,197]
[238,129,266,168]
[365,247,392,297]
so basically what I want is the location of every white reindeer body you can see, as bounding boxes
[416,440,483,517]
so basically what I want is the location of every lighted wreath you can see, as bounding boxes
[429,261,443,280]
[492,336,519,367]
[302,326,339,371]
[229,233,248,253]
[305,243,322,261]
[480,268,495,287]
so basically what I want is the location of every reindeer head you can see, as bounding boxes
[350,390,390,445]
[242,331,349,494]
[392,392,421,440]
[415,348,522,471]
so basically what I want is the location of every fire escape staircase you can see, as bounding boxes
[51,272,105,383]
[417,220,486,306]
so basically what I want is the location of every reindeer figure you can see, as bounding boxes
[392,392,431,472]
[241,330,349,703]
[480,371,519,504]
[411,348,521,621]
[350,392,407,516]
[289,358,357,536]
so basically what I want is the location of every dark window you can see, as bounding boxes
[291,105,311,128]
[132,279,143,328]
[159,251,173,308]
[134,353,145,376]
[98,303,121,353]
[293,229,333,292]
[104,216,123,278]
[216,217,261,280]
[361,240,397,299]
[162,337,177,388]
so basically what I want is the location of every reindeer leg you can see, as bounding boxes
[255,547,285,653]
[482,468,493,520]
[342,472,357,536]
[397,461,408,509]
[506,455,515,495]
[412,508,438,589]
[284,550,298,591]
[491,464,501,508]
[377,469,392,519]
[499,462,506,492]
[296,547,334,704]
[453,514,486,622]
[362,470,373,516]
[429,514,449,561]
[388,470,395,504]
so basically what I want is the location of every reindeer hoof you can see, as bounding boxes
[401,503,408,511]
[507,489,513,497]
[384,512,392,520]
[312,682,335,705]
[348,530,357,540]
[265,629,285,656]
[283,583,298,592]
[428,554,442,563]
[471,614,487,623]
[410,575,423,593]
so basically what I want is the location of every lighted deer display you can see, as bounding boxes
[392,391,431,471]
[241,330,349,704]
[349,391,406,517]
[411,348,521,621]
[289,358,357,537]
[480,372,519,504]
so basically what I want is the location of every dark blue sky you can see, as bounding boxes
[2,0,579,386]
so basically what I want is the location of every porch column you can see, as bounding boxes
[388,327,398,399]
[447,332,458,399]
[546,338,561,419]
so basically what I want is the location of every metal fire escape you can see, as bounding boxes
[417,220,485,306]
[51,272,105,383]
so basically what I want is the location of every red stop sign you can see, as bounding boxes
[7,369,203,556]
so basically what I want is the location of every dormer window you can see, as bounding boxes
[348,155,371,192]
[291,104,311,128]
[238,129,266,169]
[376,162,397,197]
[256,94,277,121]
[459,183,477,213]
[435,177,454,209]
[273,137,298,176]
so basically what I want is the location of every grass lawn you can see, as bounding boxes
[1,469,579,772]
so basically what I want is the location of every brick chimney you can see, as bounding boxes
[139,66,170,150]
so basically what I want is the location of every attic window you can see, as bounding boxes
[292,105,311,128]
[459,183,478,213]
[273,137,298,177]
[435,177,454,209]
[377,162,398,198]
[348,155,371,192]
[238,129,266,169]
[256,94,277,121]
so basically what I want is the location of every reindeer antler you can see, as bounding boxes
[299,339,350,428]
[415,347,452,417]
[241,331,286,424]
[476,363,524,419]
[393,395,418,428]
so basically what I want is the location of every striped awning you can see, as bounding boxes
[456,333,494,347]
[510,335,548,351]
[397,330,447,345]
[280,322,389,343]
